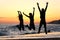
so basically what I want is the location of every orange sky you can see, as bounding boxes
[0,0,60,24]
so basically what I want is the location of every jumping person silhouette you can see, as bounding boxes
[17,11,25,31]
[37,2,48,34]
[23,7,35,30]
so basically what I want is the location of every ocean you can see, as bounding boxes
[0,24,60,36]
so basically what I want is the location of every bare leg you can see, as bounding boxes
[32,25,35,30]
[33,26,35,30]
[18,24,21,31]
[44,22,47,34]
[22,25,25,31]
[38,22,42,33]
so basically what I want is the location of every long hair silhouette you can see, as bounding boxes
[17,11,25,31]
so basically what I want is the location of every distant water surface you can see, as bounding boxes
[0,24,60,36]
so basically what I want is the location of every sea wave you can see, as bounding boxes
[0,24,60,36]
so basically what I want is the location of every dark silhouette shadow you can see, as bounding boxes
[25,25,30,30]
[23,7,35,30]
[37,2,48,34]
[17,11,25,31]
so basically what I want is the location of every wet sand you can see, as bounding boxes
[0,32,60,40]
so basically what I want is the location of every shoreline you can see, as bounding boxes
[0,32,60,40]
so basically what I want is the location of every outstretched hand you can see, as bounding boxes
[23,12,24,14]
[46,2,48,4]
[37,2,39,5]
[33,7,35,10]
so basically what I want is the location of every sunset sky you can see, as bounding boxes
[0,0,60,24]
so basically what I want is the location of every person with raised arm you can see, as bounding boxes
[37,2,48,34]
[23,7,35,30]
[17,11,25,31]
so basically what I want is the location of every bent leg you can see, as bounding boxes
[22,26,24,31]
[18,25,21,31]
[21,25,25,31]
[29,27,31,30]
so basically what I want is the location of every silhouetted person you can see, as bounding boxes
[37,2,48,34]
[23,7,35,30]
[17,11,25,31]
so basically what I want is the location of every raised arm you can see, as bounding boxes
[37,2,41,12]
[33,7,35,16]
[23,12,29,17]
[45,2,48,12]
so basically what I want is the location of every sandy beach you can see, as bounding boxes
[0,32,60,40]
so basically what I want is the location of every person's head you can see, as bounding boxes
[29,13,32,16]
[41,8,44,11]
[17,11,21,14]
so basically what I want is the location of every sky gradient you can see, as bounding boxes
[0,0,60,24]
